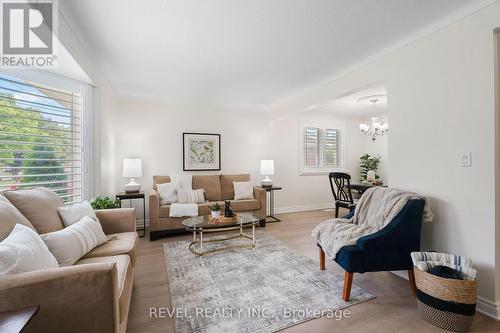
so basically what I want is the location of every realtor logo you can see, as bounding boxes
[1,0,57,68]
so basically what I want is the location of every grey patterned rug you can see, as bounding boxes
[163,231,374,333]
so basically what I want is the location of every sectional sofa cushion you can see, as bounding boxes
[82,231,138,267]
[0,194,35,241]
[192,175,221,201]
[76,254,133,323]
[228,199,260,212]
[5,187,65,234]
[41,216,107,267]
[221,174,251,200]
[0,224,59,275]
[153,175,171,190]
[58,200,97,227]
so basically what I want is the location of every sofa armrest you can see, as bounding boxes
[95,208,136,234]
[253,186,267,218]
[0,263,120,333]
[149,189,160,230]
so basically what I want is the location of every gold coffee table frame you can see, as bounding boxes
[182,215,259,256]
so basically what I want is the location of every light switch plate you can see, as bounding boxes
[459,152,471,167]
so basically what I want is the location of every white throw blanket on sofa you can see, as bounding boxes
[169,203,198,217]
[311,187,433,260]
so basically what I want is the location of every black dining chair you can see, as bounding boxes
[328,172,356,218]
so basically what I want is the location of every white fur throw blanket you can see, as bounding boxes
[311,187,433,260]
[169,203,198,217]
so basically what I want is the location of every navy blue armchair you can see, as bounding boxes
[317,198,425,301]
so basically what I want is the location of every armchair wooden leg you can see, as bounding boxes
[408,269,417,296]
[319,247,325,270]
[342,272,353,302]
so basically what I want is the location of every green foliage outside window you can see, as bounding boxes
[0,93,72,197]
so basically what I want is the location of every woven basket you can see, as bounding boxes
[414,267,477,332]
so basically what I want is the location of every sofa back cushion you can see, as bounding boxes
[153,175,171,191]
[221,174,251,200]
[4,187,65,234]
[0,194,35,241]
[153,175,223,201]
[193,175,221,201]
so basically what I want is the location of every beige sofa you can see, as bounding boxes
[0,187,138,333]
[149,174,266,240]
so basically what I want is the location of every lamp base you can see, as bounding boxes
[261,176,273,187]
[124,178,141,193]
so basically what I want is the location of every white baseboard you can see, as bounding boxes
[477,296,500,320]
[274,203,332,214]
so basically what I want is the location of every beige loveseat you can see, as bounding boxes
[0,187,138,333]
[149,174,266,240]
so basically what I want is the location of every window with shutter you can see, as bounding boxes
[0,74,85,203]
[300,122,344,174]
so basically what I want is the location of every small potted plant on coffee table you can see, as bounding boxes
[210,203,221,219]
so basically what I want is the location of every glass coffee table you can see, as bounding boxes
[182,213,262,256]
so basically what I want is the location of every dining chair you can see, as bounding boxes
[328,172,355,218]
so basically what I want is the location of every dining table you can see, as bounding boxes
[348,183,386,194]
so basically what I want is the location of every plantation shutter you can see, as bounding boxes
[0,74,83,203]
[324,128,340,167]
[302,126,343,169]
[304,127,320,167]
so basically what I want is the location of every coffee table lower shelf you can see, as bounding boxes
[187,224,256,256]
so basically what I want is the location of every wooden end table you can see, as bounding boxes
[116,191,146,237]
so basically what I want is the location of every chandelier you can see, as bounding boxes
[359,96,388,142]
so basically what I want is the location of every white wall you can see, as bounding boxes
[100,99,384,215]
[269,1,500,314]
[100,98,272,197]
[268,110,379,212]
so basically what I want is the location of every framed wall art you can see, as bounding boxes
[183,133,221,171]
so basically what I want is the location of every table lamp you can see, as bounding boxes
[122,158,142,193]
[260,160,274,187]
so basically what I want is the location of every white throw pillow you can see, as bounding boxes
[233,181,254,200]
[170,175,192,190]
[177,188,205,204]
[157,182,179,205]
[58,200,97,227]
[41,216,107,267]
[0,224,58,275]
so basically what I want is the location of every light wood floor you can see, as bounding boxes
[127,209,500,333]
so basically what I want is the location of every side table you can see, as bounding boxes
[257,186,282,222]
[116,191,146,237]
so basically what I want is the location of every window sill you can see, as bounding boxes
[299,168,346,176]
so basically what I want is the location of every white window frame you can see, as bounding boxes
[299,120,346,176]
[0,69,93,200]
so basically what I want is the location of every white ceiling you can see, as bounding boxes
[60,0,492,111]
[307,84,388,117]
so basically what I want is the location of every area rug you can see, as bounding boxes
[163,231,374,333]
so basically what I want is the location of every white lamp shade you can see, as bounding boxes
[122,159,142,178]
[260,160,274,176]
